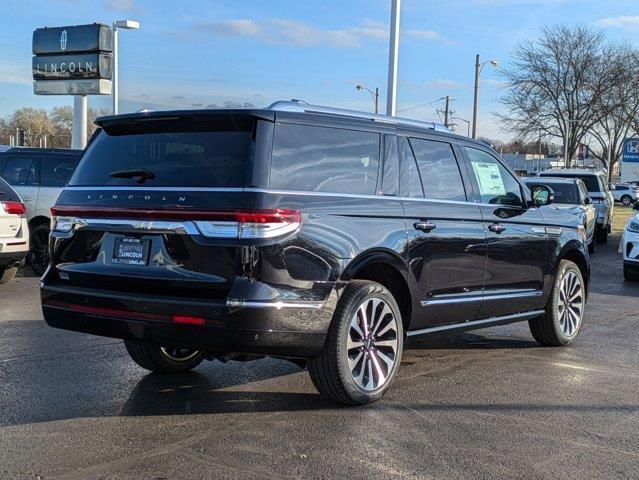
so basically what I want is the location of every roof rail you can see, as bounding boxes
[267,100,450,133]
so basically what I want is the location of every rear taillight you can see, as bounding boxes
[49,207,301,239]
[1,201,26,216]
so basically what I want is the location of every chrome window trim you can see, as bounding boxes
[226,300,324,310]
[407,309,545,337]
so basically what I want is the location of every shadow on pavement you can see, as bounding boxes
[119,371,334,417]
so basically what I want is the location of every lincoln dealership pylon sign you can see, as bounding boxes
[32,23,113,95]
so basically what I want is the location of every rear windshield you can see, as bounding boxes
[69,116,255,187]
[530,182,579,204]
[543,173,601,192]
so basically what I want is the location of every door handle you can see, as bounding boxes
[414,221,437,232]
[488,223,506,234]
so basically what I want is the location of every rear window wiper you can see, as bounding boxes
[109,169,156,183]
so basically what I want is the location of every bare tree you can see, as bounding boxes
[497,25,627,167]
[587,48,639,180]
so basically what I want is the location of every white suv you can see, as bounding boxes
[0,177,29,284]
[0,147,81,274]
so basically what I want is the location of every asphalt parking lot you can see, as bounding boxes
[0,235,637,480]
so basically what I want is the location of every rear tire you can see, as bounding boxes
[529,260,585,346]
[308,280,403,405]
[623,263,639,282]
[595,227,608,244]
[0,266,18,284]
[621,195,633,206]
[124,340,203,374]
[28,223,50,276]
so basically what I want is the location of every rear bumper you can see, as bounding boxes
[41,284,337,358]
[0,250,28,268]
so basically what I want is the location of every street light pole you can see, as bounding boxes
[356,85,379,114]
[471,54,499,139]
[452,116,470,137]
[386,0,401,116]
[112,20,140,115]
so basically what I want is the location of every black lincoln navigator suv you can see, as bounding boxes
[41,101,590,405]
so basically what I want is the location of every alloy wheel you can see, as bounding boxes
[557,270,584,337]
[29,227,50,276]
[159,347,200,362]
[347,297,399,391]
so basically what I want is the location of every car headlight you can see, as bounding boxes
[627,220,639,233]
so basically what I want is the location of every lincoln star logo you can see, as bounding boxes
[60,30,68,51]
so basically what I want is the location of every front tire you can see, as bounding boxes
[529,260,585,346]
[124,340,203,374]
[308,280,404,405]
[0,266,18,284]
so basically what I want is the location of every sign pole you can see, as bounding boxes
[386,0,401,116]
[72,95,87,149]
[112,24,119,115]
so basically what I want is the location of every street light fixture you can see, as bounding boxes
[471,54,499,138]
[356,84,380,114]
[112,19,140,115]
[452,116,471,137]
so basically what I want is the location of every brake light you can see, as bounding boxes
[49,206,302,239]
[172,315,206,326]
[1,201,26,216]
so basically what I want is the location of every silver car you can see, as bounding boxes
[525,177,597,253]
[612,184,639,206]
[0,176,29,284]
[539,169,613,244]
[0,147,82,274]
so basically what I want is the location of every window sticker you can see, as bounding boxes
[471,161,505,197]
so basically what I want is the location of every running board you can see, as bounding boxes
[406,310,545,338]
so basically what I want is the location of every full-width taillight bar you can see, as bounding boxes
[50,206,301,239]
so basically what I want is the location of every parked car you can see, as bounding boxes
[41,102,590,405]
[622,202,639,281]
[612,184,639,206]
[0,147,82,274]
[539,169,613,244]
[524,177,597,253]
[0,176,28,284]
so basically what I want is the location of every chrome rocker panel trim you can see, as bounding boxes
[406,310,545,338]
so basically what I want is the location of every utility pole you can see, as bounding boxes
[444,95,450,128]
[386,0,401,116]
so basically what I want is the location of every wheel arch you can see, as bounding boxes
[28,215,50,230]
[339,249,413,330]
[556,241,590,293]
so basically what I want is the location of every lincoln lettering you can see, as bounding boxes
[34,61,95,74]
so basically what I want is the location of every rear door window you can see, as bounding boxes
[2,156,38,187]
[381,135,399,196]
[70,116,255,187]
[409,138,466,201]
[41,156,78,187]
[270,124,380,195]
[399,136,423,198]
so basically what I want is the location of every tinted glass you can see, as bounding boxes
[616,185,628,191]
[381,135,399,196]
[466,148,523,206]
[2,156,37,187]
[0,177,19,202]
[399,136,423,197]
[542,173,600,192]
[270,124,379,194]
[70,117,255,187]
[531,182,579,204]
[409,138,465,201]
[41,156,79,187]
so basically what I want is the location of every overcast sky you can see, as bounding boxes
[2,0,639,140]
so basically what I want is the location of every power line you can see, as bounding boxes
[397,98,441,113]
